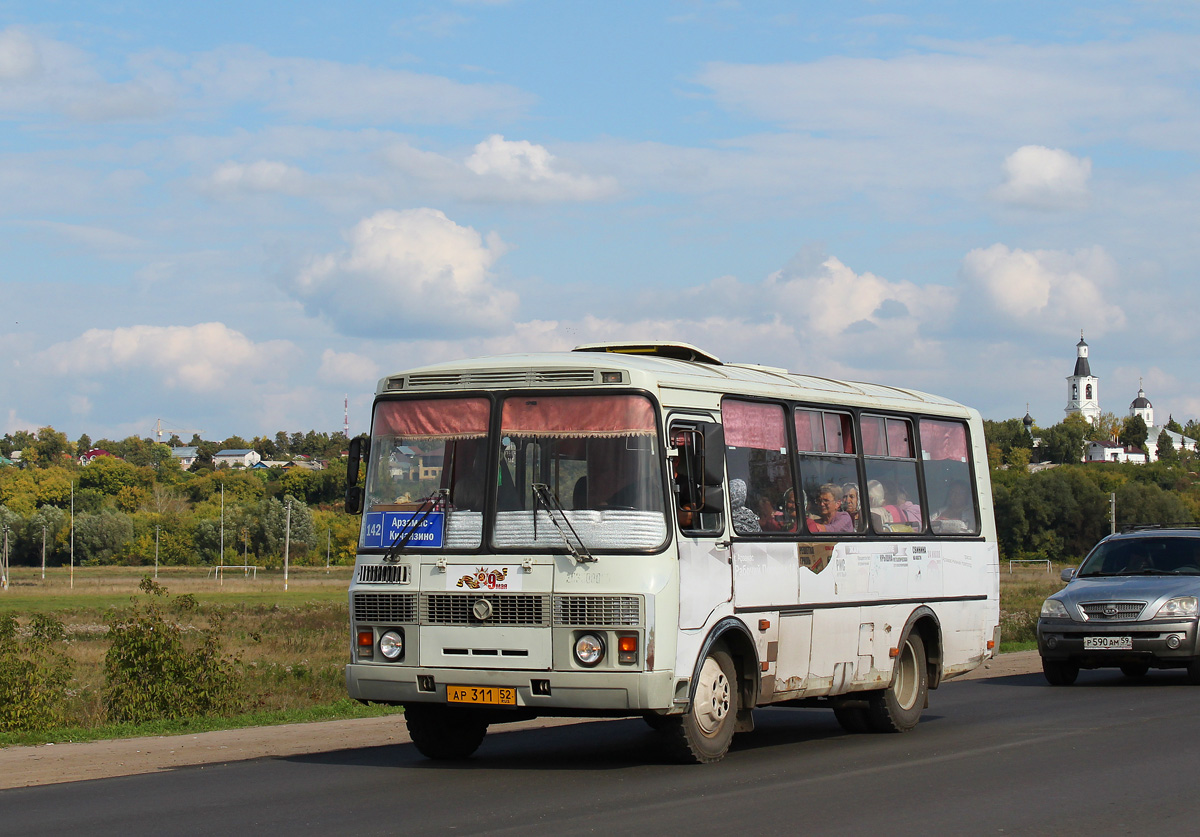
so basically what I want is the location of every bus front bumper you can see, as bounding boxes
[346,664,677,713]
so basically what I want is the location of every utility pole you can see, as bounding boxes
[1110,492,1117,535]
[219,481,225,585]
[2,523,9,591]
[284,497,292,592]
[326,528,331,573]
[155,525,161,579]
[41,525,46,580]
[70,481,74,589]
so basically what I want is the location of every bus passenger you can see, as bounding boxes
[808,483,853,533]
[756,494,784,531]
[842,482,861,529]
[729,479,761,534]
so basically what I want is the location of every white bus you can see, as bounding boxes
[344,342,999,763]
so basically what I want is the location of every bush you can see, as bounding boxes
[0,613,73,732]
[104,577,241,724]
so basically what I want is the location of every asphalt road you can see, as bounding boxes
[4,667,1199,836]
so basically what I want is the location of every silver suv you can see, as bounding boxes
[1037,527,1200,685]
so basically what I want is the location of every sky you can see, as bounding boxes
[4,0,1200,443]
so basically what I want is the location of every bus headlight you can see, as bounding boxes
[1040,598,1070,619]
[379,630,405,660]
[1156,597,1199,619]
[574,633,605,667]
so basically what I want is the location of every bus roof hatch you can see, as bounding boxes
[572,341,723,365]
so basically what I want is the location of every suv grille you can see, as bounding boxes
[353,592,418,623]
[422,593,550,626]
[554,595,642,626]
[356,564,411,584]
[1079,601,1145,621]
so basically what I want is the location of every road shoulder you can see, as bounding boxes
[0,651,1042,789]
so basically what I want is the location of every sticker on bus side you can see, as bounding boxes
[362,511,446,549]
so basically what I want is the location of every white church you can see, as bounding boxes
[1062,334,1198,463]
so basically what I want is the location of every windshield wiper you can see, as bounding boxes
[531,482,595,564]
[382,488,449,564]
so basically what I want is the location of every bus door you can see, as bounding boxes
[670,419,730,630]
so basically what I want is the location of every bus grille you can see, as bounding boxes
[422,593,550,626]
[356,564,411,584]
[405,369,599,390]
[353,592,418,623]
[554,595,642,626]
[1079,601,1145,621]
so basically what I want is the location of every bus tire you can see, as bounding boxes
[866,633,928,733]
[1042,658,1079,686]
[833,705,871,734]
[404,704,488,760]
[662,649,738,764]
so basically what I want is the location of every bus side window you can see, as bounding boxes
[920,419,979,535]
[672,423,724,534]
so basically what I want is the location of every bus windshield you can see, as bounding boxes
[362,397,491,551]
[494,394,667,551]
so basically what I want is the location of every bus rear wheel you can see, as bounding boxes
[661,649,738,764]
[866,633,928,733]
[404,704,489,760]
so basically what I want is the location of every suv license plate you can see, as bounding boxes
[1084,636,1132,650]
[447,686,517,706]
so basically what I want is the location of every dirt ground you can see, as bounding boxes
[0,651,1041,789]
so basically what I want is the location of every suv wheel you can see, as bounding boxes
[1042,658,1079,686]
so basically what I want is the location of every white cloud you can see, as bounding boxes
[39,323,295,393]
[960,244,1126,335]
[291,208,517,338]
[207,160,310,196]
[464,135,617,201]
[0,26,40,81]
[317,349,381,388]
[995,145,1091,208]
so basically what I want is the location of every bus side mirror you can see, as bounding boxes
[698,423,725,513]
[345,435,368,515]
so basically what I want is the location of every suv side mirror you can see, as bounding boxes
[1060,567,1076,582]
[345,435,369,515]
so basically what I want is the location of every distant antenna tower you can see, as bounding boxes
[344,395,350,438]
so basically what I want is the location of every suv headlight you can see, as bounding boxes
[1040,598,1070,619]
[1155,596,1199,618]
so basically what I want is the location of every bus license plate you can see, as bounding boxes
[1084,636,1132,650]
[447,686,517,706]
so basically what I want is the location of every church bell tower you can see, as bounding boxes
[1065,332,1100,424]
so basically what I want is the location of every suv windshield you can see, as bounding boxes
[361,397,491,551]
[1077,536,1200,576]
[493,394,667,551]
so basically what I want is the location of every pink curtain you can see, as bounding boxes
[920,419,969,462]
[502,395,656,437]
[373,398,490,439]
[723,400,786,450]
[886,419,912,458]
[795,410,821,452]
[861,415,885,456]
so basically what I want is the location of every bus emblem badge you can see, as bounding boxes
[472,599,494,621]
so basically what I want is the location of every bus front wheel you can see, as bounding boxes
[662,649,738,764]
[866,633,928,733]
[404,704,489,760]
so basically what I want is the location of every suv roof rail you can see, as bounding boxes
[1118,522,1200,533]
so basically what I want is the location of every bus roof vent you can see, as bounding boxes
[572,341,723,365]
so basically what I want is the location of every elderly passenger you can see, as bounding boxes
[807,483,854,533]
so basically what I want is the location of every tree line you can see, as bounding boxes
[0,426,359,569]
[985,414,1199,562]
[5,416,1200,570]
